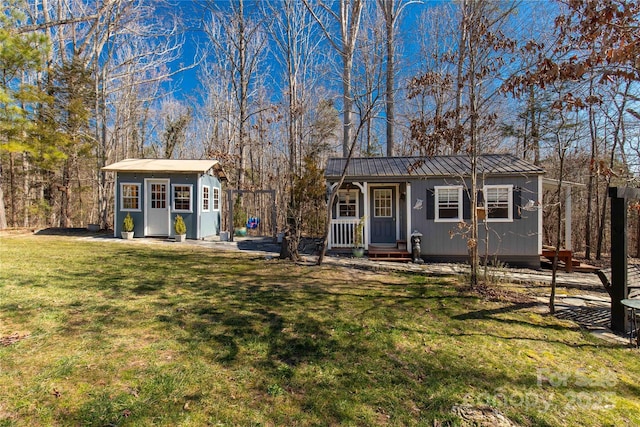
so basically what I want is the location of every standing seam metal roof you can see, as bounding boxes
[324,154,544,178]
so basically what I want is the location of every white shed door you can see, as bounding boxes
[145,179,170,236]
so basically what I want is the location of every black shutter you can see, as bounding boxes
[426,189,435,220]
[463,190,483,220]
[513,187,522,219]
[463,190,471,220]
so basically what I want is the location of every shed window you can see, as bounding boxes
[212,187,220,211]
[338,190,358,218]
[202,186,210,212]
[435,186,462,222]
[173,184,192,212]
[121,183,141,211]
[485,185,512,221]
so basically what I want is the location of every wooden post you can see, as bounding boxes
[610,187,627,332]
[565,185,572,250]
[227,189,234,243]
[270,189,277,239]
[608,187,640,332]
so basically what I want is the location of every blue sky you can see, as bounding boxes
[161,0,438,105]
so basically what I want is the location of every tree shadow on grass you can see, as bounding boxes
[13,239,637,425]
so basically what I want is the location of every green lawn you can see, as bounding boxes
[0,235,639,426]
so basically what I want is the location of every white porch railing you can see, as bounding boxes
[328,218,364,249]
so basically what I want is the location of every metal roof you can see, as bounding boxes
[325,154,544,179]
[103,158,224,176]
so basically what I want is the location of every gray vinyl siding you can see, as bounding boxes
[409,175,540,268]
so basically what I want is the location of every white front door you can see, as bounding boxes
[145,179,170,236]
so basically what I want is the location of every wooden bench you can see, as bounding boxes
[542,249,578,272]
[596,264,640,299]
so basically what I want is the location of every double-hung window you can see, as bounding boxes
[121,183,141,211]
[484,185,512,221]
[435,186,462,221]
[337,190,358,218]
[202,186,210,212]
[212,187,220,211]
[172,184,193,212]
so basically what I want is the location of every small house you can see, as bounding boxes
[325,154,545,269]
[103,159,227,239]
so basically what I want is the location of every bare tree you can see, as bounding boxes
[377,0,419,156]
[544,84,584,313]
[157,100,191,159]
[304,0,364,157]
[203,0,268,190]
[264,0,327,260]
[353,2,385,156]
[409,0,518,285]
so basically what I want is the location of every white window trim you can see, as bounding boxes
[484,184,513,222]
[434,186,463,222]
[337,189,359,218]
[202,185,210,212]
[212,187,220,211]
[120,182,142,212]
[172,184,193,213]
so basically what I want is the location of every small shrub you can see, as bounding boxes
[122,213,134,232]
[354,216,366,248]
[233,196,247,228]
[174,215,187,235]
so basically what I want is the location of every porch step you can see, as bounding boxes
[368,245,412,263]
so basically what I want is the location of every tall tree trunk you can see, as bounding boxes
[60,160,72,228]
[585,79,597,260]
[528,86,540,165]
[465,0,479,286]
[596,82,629,259]
[382,0,395,156]
[0,163,7,229]
[549,154,565,315]
[9,153,17,227]
[342,54,353,157]
[454,1,468,155]
[22,154,30,227]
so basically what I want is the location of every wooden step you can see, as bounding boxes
[368,246,412,262]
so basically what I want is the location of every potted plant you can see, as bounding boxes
[353,216,366,257]
[122,213,134,240]
[174,215,187,242]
